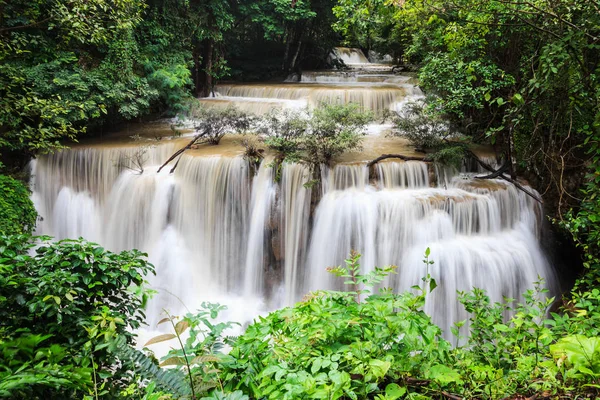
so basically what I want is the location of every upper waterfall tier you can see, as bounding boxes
[300,71,413,84]
[332,47,370,64]
[209,83,413,114]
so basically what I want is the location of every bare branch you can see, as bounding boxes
[157,132,207,173]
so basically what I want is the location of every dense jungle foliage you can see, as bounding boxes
[1,0,600,398]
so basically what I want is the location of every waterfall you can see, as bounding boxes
[332,47,370,64]
[244,161,276,296]
[279,163,313,305]
[304,165,553,336]
[213,84,408,114]
[376,161,430,188]
[31,62,556,339]
[31,145,556,337]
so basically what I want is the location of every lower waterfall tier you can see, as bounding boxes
[30,143,556,338]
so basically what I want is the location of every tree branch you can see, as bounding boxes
[0,17,53,32]
[366,153,430,167]
[469,151,543,203]
[157,132,207,173]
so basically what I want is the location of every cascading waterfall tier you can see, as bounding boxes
[31,61,554,338]
[31,142,555,338]
[212,83,409,114]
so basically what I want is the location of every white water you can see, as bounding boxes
[332,47,370,64]
[31,64,556,341]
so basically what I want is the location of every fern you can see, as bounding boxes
[118,343,191,397]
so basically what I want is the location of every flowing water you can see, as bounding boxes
[31,48,556,340]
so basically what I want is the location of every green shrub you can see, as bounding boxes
[0,234,155,398]
[218,251,452,400]
[260,103,372,179]
[0,175,37,235]
[185,103,256,145]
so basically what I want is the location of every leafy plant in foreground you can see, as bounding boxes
[217,249,453,400]
[144,303,239,399]
[0,234,155,398]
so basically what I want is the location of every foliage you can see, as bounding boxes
[0,0,153,161]
[0,334,92,398]
[186,104,256,145]
[144,303,238,398]
[216,250,453,400]
[0,234,155,398]
[130,251,599,400]
[332,0,408,60]
[392,100,452,150]
[306,103,372,165]
[391,100,467,168]
[239,136,265,171]
[559,121,600,342]
[0,175,37,235]
[259,108,311,161]
[392,0,600,216]
[261,103,372,177]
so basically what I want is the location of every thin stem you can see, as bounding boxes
[91,353,99,400]
[167,312,197,400]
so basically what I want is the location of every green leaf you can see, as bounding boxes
[385,383,406,400]
[512,93,524,105]
[429,278,437,292]
[550,335,600,374]
[426,364,462,385]
[369,359,391,380]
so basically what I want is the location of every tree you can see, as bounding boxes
[0,0,152,163]
[394,0,599,215]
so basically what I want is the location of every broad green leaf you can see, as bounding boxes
[385,383,406,399]
[369,359,391,380]
[429,278,437,292]
[426,364,462,385]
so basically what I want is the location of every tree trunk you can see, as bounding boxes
[192,47,201,97]
[290,40,302,72]
[201,39,213,97]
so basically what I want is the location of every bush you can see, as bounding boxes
[170,251,600,400]
[218,251,451,400]
[260,103,372,177]
[186,103,255,145]
[0,234,155,398]
[306,103,372,165]
[392,99,452,150]
[0,175,37,235]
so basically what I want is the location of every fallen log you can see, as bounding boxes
[475,160,510,179]
[366,151,543,203]
[157,132,207,173]
[469,152,542,203]
[366,153,430,167]
[442,391,463,400]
